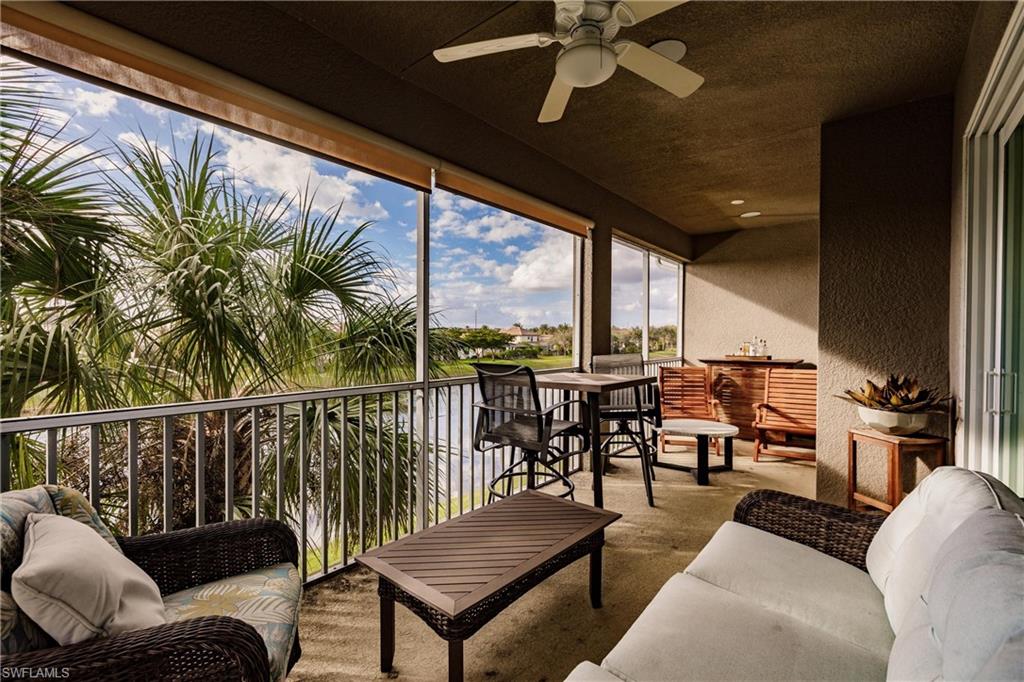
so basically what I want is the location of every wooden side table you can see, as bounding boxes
[847,428,947,512]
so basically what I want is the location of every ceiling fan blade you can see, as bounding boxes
[538,77,573,123]
[615,40,704,97]
[614,0,688,26]
[434,33,558,63]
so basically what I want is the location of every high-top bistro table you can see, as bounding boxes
[357,490,620,682]
[528,371,657,509]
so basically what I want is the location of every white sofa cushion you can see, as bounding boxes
[600,573,888,681]
[685,521,893,658]
[887,508,1024,681]
[10,514,166,646]
[866,467,1024,632]
[564,661,625,681]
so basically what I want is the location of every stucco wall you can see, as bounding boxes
[818,96,954,506]
[948,2,1017,461]
[683,221,819,365]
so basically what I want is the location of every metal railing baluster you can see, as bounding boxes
[195,413,205,527]
[162,418,173,531]
[341,397,349,567]
[376,396,383,546]
[358,396,366,553]
[251,408,261,519]
[433,391,439,522]
[275,404,285,522]
[446,384,452,520]
[45,428,57,485]
[407,389,414,533]
[224,410,234,522]
[321,398,329,575]
[458,384,464,517]
[127,419,139,536]
[299,401,308,581]
[0,435,9,493]
[91,424,102,513]
[391,391,398,542]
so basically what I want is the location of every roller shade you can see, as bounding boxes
[436,163,594,237]
[0,2,436,190]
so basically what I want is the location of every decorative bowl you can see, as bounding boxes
[857,406,928,435]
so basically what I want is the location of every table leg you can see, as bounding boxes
[696,434,710,485]
[448,639,464,682]
[589,537,603,608]
[847,433,857,510]
[380,592,395,673]
[589,396,604,508]
[723,436,733,470]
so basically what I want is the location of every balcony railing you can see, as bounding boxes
[0,356,682,585]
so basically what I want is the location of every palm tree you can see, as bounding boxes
[1,58,465,563]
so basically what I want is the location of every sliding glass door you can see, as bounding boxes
[999,122,1023,487]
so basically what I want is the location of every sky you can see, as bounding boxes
[21,59,678,331]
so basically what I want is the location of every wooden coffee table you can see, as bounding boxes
[356,490,620,682]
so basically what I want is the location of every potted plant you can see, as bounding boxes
[838,374,950,435]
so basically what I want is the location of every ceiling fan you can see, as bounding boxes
[432,0,704,123]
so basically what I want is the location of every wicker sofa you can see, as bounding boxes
[566,466,1024,681]
[0,485,301,681]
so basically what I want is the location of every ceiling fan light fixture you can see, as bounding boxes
[555,36,618,87]
[740,211,762,218]
[730,199,745,205]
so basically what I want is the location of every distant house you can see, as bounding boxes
[500,325,554,350]
[501,325,540,346]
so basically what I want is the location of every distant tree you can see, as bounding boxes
[612,326,642,354]
[459,326,513,357]
[548,324,573,355]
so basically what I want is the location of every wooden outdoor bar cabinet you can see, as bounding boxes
[699,357,803,439]
[357,491,620,682]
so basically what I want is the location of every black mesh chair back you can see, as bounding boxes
[592,353,646,408]
[472,363,544,452]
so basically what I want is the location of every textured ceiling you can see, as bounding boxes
[270,1,979,234]
[69,1,983,235]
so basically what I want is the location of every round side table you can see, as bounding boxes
[654,418,738,485]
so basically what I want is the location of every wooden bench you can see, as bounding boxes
[658,366,721,453]
[752,367,817,461]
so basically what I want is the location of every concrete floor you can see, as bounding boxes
[290,441,815,681]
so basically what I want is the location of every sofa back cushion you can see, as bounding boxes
[886,508,1024,681]
[866,467,1024,632]
[12,514,165,646]
[0,485,121,654]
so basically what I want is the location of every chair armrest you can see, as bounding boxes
[0,616,270,682]
[118,519,297,596]
[733,490,884,571]
[540,399,589,416]
[752,402,768,411]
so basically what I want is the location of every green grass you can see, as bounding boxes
[438,354,576,377]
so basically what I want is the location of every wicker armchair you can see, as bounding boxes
[733,489,885,571]
[1,518,300,682]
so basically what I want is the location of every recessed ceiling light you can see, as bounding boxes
[740,211,762,218]
[730,199,745,205]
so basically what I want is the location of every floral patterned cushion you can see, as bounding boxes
[163,563,301,681]
[1,485,119,655]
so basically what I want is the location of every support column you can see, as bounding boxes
[415,189,431,530]
[582,224,613,371]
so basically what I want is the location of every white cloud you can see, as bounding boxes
[200,123,388,222]
[70,87,120,116]
[503,245,519,255]
[507,230,574,292]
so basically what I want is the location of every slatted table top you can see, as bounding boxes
[356,490,620,618]
[532,371,655,394]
